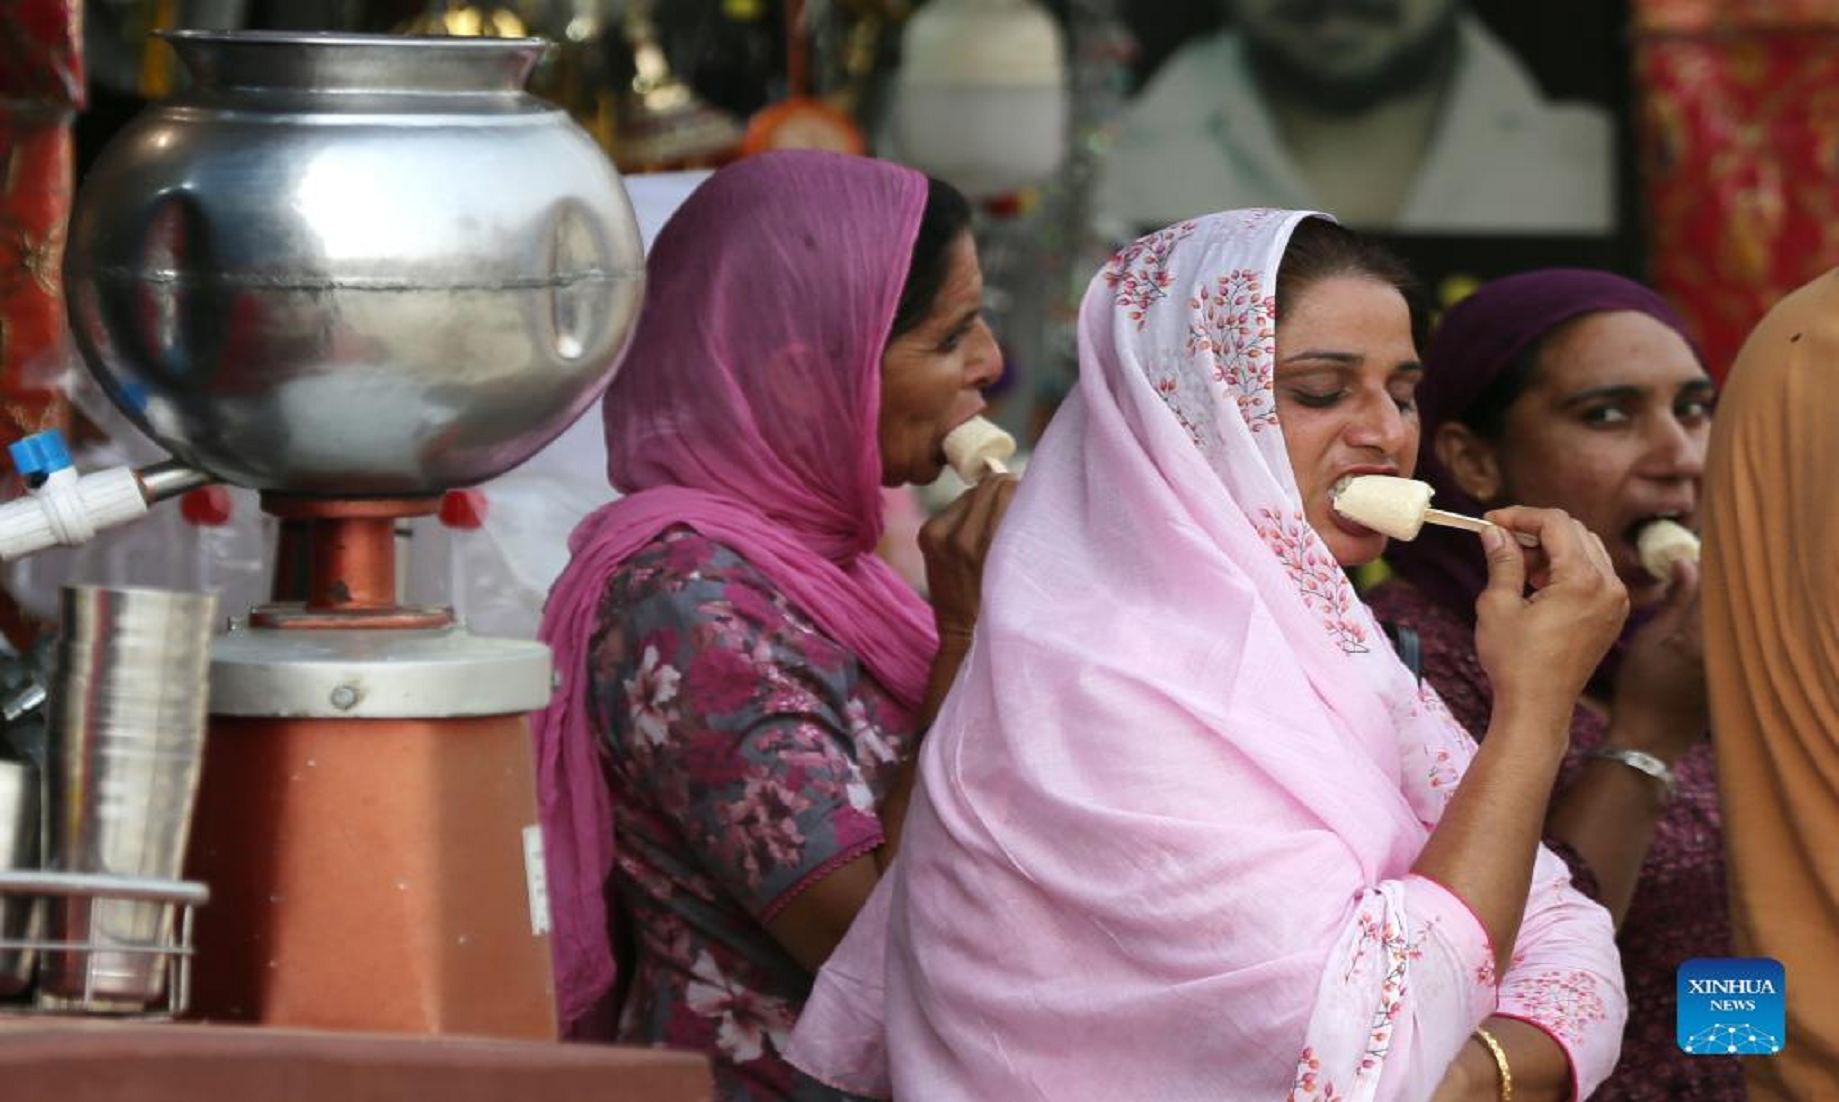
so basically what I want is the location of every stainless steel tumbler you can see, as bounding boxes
[39,585,216,1011]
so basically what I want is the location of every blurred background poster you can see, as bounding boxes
[1101,0,1640,306]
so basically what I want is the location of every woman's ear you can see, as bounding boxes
[1434,422,1504,504]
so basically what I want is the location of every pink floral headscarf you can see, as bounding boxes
[788,210,1625,1101]
[532,151,939,1034]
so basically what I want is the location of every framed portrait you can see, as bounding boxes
[1102,0,1641,301]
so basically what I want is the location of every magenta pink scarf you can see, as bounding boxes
[531,150,937,1033]
[789,211,1627,1101]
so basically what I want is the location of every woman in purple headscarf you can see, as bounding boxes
[529,150,1014,1101]
[1366,269,1739,1101]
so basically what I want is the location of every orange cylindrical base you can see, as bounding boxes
[184,713,557,1040]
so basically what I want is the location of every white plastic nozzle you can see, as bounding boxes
[0,466,150,561]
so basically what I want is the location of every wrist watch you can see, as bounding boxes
[1588,747,1678,802]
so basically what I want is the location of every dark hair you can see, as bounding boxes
[1459,340,1544,440]
[1274,218,1432,353]
[1455,312,1604,440]
[889,176,973,339]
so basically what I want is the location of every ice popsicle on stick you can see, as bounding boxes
[1332,474,1539,547]
[943,416,1016,484]
[1636,518,1700,582]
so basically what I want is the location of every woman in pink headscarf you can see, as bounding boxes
[530,150,1014,1101]
[789,211,1629,1101]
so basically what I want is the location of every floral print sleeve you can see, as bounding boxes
[1495,845,1628,1102]
[595,529,910,920]
[588,528,918,1102]
[1289,874,1503,1102]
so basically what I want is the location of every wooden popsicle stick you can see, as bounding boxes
[1425,508,1540,548]
[984,457,1009,476]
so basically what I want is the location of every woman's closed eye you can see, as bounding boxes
[1285,384,1416,412]
[936,311,984,353]
[1288,386,1349,408]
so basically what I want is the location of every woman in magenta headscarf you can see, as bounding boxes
[1366,270,1735,1101]
[530,150,1014,1101]
[791,211,1628,1101]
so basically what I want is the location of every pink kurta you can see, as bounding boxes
[789,210,1626,1101]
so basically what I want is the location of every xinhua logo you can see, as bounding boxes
[1677,957,1785,1055]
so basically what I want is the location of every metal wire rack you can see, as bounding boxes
[0,869,209,1018]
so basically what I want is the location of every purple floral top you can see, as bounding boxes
[1365,577,1742,1102]
[587,528,918,1102]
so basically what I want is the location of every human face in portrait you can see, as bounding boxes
[878,233,1004,487]
[1437,311,1712,608]
[1228,0,1462,112]
[1274,274,1424,566]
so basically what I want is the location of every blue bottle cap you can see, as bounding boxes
[8,430,72,478]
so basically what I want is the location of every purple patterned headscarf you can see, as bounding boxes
[1388,268,1702,622]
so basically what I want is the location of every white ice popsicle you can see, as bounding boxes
[943,417,1015,484]
[1333,475,1434,539]
[1636,519,1700,582]
[1332,474,1539,547]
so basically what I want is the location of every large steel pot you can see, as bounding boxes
[65,31,646,496]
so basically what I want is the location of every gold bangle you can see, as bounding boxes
[1473,1026,1513,1102]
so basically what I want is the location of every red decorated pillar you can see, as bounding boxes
[0,0,79,442]
[0,0,81,644]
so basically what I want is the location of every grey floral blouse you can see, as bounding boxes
[587,527,918,1102]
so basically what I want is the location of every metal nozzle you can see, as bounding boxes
[134,462,213,504]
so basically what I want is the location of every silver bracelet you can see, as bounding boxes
[1588,747,1677,802]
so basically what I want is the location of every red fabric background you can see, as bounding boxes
[1,0,80,442]
[0,0,82,640]
[1637,2,1839,379]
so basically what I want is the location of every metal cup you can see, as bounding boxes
[0,759,40,996]
[39,585,216,1011]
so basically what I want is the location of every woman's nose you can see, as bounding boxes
[1646,413,1707,478]
[965,319,1004,390]
[1345,391,1412,454]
